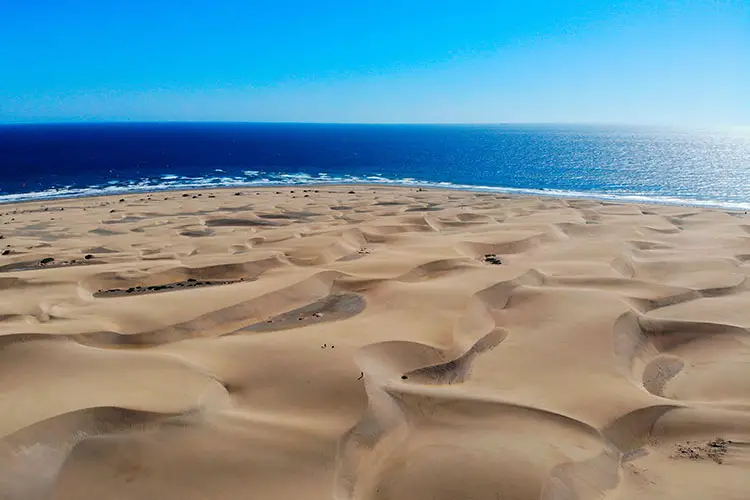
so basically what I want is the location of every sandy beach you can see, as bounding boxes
[0,185,748,500]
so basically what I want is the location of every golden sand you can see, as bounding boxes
[0,186,748,500]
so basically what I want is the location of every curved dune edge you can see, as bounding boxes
[0,406,196,500]
[1,186,749,499]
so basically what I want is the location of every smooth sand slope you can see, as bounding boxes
[0,186,749,500]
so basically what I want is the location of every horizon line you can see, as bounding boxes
[1,120,746,130]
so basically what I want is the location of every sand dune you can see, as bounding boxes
[1,186,749,500]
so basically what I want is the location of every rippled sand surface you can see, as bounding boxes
[1,186,749,500]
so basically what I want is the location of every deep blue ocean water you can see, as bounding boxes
[1,123,749,208]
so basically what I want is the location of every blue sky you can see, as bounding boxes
[1,0,748,124]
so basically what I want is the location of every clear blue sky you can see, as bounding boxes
[1,0,748,125]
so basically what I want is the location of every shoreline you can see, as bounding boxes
[1,182,749,213]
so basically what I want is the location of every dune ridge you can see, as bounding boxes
[0,186,749,500]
